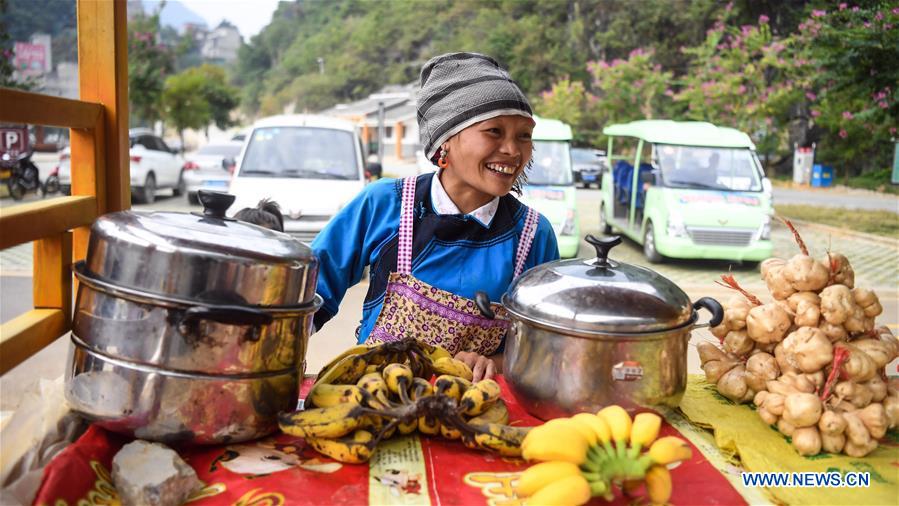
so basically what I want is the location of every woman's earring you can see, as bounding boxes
[437,147,449,169]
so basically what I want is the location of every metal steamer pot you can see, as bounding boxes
[65,191,321,444]
[483,235,723,420]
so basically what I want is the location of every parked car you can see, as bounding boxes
[518,115,580,259]
[56,128,184,203]
[571,147,606,189]
[600,119,773,263]
[228,115,368,243]
[182,141,244,205]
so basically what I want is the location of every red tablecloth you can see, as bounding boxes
[33,377,747,505]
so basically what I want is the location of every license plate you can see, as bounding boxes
[582,174,596,182]
[0,170,11,179]
[203,180,228,187]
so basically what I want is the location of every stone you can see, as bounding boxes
[112,440,202,506]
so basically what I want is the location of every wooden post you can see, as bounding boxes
[395,122,404,160]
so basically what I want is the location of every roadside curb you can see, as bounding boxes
[777,217,899,248]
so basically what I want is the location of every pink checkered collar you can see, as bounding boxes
[430,171,499,227]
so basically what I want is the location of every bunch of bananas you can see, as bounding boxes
[516,406,692,506]
[278,338,530,463]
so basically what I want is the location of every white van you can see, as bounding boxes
[229,115,368,243]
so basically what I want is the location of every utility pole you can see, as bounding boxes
[316,57,325,75]
[377,101,385,165]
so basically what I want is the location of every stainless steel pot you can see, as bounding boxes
[493,235,723,419]
[65,191,321,444]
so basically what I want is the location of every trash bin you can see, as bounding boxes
[811,164,833,187]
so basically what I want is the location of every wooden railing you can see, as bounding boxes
[0,0,130,374]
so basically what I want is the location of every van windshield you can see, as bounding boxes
[655,145,762,192]
[239,127,359,180]
[529,140,573,186]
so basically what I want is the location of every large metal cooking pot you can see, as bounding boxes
[65,191,321,444]
[492,235,723,419]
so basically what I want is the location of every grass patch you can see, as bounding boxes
[845,168,899,195]
[775,204,899,239]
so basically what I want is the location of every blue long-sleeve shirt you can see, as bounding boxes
[311,173,560,344]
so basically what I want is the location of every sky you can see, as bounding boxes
[145,0,282,39]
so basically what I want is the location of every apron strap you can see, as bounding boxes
[396,176,418,274]
[513,207,539,278]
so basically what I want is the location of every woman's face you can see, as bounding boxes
[443,115,535,200]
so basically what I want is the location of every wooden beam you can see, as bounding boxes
[78,0,130,214]
[0,309,66,375]
[0,88,103,129]
[34,232,74,327]
[0,196,96,250]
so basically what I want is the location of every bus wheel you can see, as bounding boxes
[643,221,663,263]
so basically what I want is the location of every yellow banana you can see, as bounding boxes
[467,398,510,425]
[356,372,392,408]
[459,379,501,416]
[648,436,692,465]
[425,343,453,362]
[565,416,599,447]
[316,354,369,386]
[439,422,462,440]
[514,461,582,497]
[526,473,591,506]
[468,423,530,456]
[306,383,364,408]
[630,412,662,452]
[315,345,370,379]
[364,364,381,375]
[597,405,632,454]
[398,418,419,435]
[278,403,363,439]
[570,413,612,445]
[435,374,466,401]
[645,464,673,505]
[382,363,414,402]
[521,421,589,464]
[432,357,474,381]
[418,415,441,436]
[305,429,376,464]
[410,377,434,400]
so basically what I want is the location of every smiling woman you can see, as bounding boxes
[309,52,560,382]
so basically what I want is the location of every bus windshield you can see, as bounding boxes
[529,140,573,186]
[655,145,762,192]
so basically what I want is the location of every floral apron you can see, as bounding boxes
[365,176,539,356]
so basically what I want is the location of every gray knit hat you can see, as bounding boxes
[417,52,533,160]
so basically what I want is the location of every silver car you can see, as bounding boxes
[181,141,244,205]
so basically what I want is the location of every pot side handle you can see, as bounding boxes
[178,305,274,341]
[692,297,724,328]
[474,291,495,320]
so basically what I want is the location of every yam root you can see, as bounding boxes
[833,381,873,409]
[698,342,741,383]
[783,254,830,292]
[852,288,883,318]
[791,426,822,456]
[823,252,854,288]
[783,393,823,428]
[818,410,847,435]
[857,403,888,439]
[837,343,877,382]
[761,258,796,300]
[818,321,848,343]
[821,433,846,454]
[787,292,821,328]
[820,285,856,325]
[746,303,792,344]
[745,352,780,392]
[724,330,755,357]
[717,365,754,403]
[782,327,833,373]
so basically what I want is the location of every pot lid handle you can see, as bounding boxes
[585,234,621,268]
[197,190,235,220]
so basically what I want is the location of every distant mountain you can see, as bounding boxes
[142,0,208,30]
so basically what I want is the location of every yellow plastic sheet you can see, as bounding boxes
[680,375,899,505]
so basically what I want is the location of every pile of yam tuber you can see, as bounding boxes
[699,219,898,457]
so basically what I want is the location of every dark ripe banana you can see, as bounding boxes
[432,357,474,381]
[424,343,452,362]
[382,363,414,402]
[459,379,501,416]
[398,418,419,435]
[410,378,433,400]
[439,422,462,440]
[315,345,370,379]
[306,383,364,408]
[306,429,376,464]
[470,423,530,457]
[357,372,392,408]
[466,398,509,425]
[316,354,369,386]
[418,415,440,436]
[434,375,467,401]
[278,403,364,439]
[363,364,381,375]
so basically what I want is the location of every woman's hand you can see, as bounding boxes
[453,351,502,382]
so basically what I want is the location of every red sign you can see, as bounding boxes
[13,41,47,76]
[0,127,29,157]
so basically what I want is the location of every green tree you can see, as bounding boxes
[162,69,210,149]
[195,64,240,132]
[129,7,175,127]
